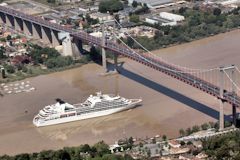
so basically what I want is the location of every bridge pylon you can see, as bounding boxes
[230,65,237,127]
[101,23,107,73]
[219,65,237,130]
[100,21,119,75]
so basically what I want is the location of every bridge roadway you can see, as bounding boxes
[0,5,239,107]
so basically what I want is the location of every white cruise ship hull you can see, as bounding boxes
[33,99,141,127]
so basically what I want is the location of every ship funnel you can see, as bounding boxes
[56,98,65,104]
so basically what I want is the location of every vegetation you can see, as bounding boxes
[127,7,240,51]
[162,135,167,141]
[178,121,233,137]
[0,46,6,59]
[179,122,216,137]
[132,1,138,8]
[203,131,240,159]
[28,44,75,69]
[129,14,140,23]
[132,3,149,15]
[0,141,134,160]
[99,0,124,13]
[85,14,99,26]
[0,44,92,83]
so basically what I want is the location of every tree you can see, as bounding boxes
[133,3,149,14]
[114,14,120,23]
[209,121,215,128]
[0,46,6,59]
[129,14,140,23]
[29,45,60,64]
[6,35,11,41]
[186,128,192,135]
[152,138,156,144]
[99,0,124,13]
[47,0,56,3]
[192,125,200,133]
[201,123,209,130]
[80,144,91,153]
[154,30,163,40]
[5,65,15,74]
[123,0,128,4]
[14,153,30,160]
[179,7,187,15]
[213,8,221,16]
[93,141,110,157]
[132,1,138,8]
[179,128,185,137]
[126,37,134,48]
[147,149,151,157]
[128,137,134,146]
[224,121,232,127]
[180,141,185,146]
[162,135,167,141]
[187,141,193,145]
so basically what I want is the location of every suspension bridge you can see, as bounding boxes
[0,5,240,130]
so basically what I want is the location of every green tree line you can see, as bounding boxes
[126,7,240,51]
[0,141,134,160]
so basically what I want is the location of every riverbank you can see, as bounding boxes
[0,56,91,83]
[1,29,240,155]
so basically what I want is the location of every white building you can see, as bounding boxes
[145,17,177,26]
[159,12,185,22]
[145,12,184,26]
[128,0,174,9]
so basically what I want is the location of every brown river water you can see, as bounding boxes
[1,30,240,155]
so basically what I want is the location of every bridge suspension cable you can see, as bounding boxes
[235,66,240,75]
[223,70,240,92]
[113,19,219,73]
[114,33,219,74]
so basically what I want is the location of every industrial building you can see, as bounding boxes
[128,0,187,9]
[128,0,174,9]
[145,12,185,26]
[160,12,185,22]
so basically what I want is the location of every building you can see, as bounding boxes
[168,140,181,148]
[145,12,185,26]
[160,12,185,22]
[90,12,113,22]
[145,16,177,26]
[128,0,174,9]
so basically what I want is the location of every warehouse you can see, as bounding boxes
[128,0,174,9]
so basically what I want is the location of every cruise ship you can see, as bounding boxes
[33,92,142,127]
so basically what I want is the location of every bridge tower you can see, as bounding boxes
[101,21,118,74]
[219,65,237,130]
[219,67,225,131]
[101,22,107,73]
[230,65,237,127]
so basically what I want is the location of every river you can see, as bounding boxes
[1,30,240,155]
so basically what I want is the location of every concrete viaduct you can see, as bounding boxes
[0,5,85,56]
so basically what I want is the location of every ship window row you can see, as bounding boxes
[76,102,127,112]
[76,103,126,114]
[44,112,76,121]
[95,102,127,108]
[95,101,127,107]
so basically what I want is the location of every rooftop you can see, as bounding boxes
[129,0,174,7]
